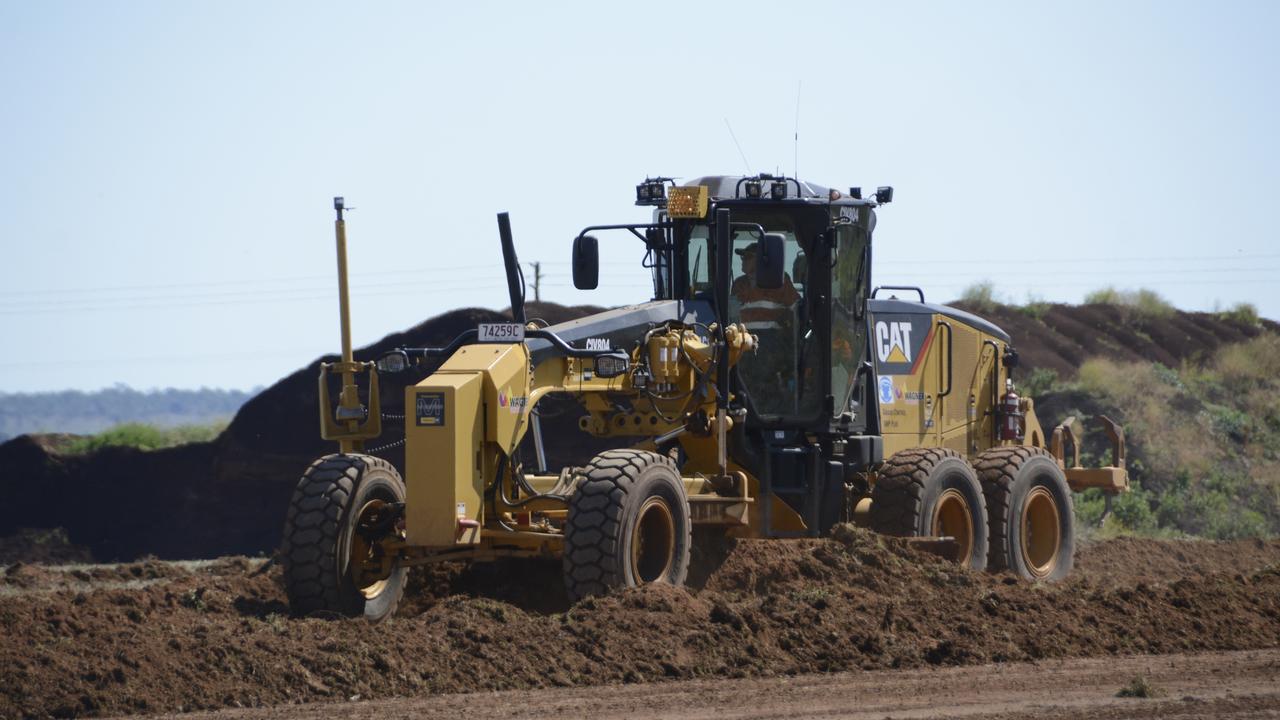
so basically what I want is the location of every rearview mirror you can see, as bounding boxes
[755,232,786,290]
[572,235,599,290]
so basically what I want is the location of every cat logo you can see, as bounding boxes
[875,321,914,364]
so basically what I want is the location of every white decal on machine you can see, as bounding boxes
[875,321,914,363]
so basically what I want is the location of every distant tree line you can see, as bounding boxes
[0,385,258,442]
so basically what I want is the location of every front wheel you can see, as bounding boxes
[563,449,692,602]
[281,453,407,621]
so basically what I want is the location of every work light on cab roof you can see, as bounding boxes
[635,177,673,205]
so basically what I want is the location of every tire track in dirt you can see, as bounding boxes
[146,648,1280,720]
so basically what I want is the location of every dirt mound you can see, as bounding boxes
[0,527,93,565]
[2,531,1277,719]
[0,302,605,563]
[951,301,1277,381]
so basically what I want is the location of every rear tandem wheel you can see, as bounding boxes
[870,447,989,571]
[975,446,1075,581]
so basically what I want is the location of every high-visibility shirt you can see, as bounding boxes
[732,275,800,331]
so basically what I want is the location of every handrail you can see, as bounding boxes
[937,320,954,398]
[871,285,925,302]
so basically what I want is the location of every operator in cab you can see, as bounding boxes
[731,241,800,331]
[732,240,802,414]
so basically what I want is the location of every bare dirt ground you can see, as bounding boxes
[2,530,1277,719]
[154,649,1280,720]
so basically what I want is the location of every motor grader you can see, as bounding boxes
[282,177,1129,621]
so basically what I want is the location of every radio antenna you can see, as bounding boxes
[793,80,802,183]
[724,118,751,174]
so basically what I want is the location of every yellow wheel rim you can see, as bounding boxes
[350,499,389,599]
[1021,486,1061,579]
[631,497,675,584]
[931,488,975,564]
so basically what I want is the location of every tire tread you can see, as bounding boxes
[281,453,403,618]
[563,449,686,602]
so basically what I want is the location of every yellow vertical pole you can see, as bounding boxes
[333,197,361,452]
[335,197,355,368]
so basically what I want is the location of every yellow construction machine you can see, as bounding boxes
[282,180,1128,621]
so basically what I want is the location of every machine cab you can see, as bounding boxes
[577,175,884,435]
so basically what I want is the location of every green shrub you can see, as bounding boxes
[1017,299,1051,320]
[1116,676,1161,698]
[1083,287,1121,305]
[1075,484,1159,536]
[958,281,999,313]
[1218,302,1260,326]
[1131,289,1175,317]
[1207,404,1250,443]
[1020,367,1061,398]
[1110,484,1158,533]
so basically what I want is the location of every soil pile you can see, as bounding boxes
[0,301,1273,562]
[0,527,92,565]
[1,532,1277,719]
[0,303,604,562]
[951,301,1277,380]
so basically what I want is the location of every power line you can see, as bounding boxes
[874,252,1280,266]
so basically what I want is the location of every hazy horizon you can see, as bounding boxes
[4,1,1277,392]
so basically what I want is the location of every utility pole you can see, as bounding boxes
[529,261,542,303]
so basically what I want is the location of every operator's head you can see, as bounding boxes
[735,242,758,274]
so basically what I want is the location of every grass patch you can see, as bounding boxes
[64,421,226,454]
[1016,296,1052,320]
[1116,676,1162,698]
[1083,287,1175,318]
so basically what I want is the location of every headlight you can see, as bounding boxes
[594,352,629,379]
[376,350,410,373]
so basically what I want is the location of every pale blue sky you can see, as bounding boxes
[2,1,1277,392]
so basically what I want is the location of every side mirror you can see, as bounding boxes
[572,235,599,290]
[755,232,786,290]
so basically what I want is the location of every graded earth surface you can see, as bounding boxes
[2,529,1277,719]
